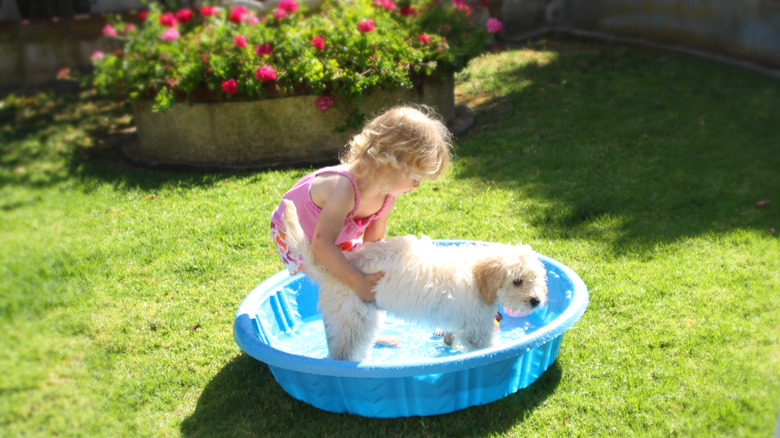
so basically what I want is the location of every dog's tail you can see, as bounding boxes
[280,200,328,281]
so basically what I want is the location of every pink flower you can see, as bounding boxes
[756,200,771,207]
[315,95,335,111]
[161,27,180,42]
[278,0,300,13]
[357,19,375,33]
[375,0,396,11]
[176,8,194,23]
[417,34,430,44]
[480,0,488,5]
[452,0,470,15]
[159,12,177,27]
[200,5,219,16]
[125,23,136,33]
[255,66,277,82]
[138,10,148,20]
[311,36,325,50]
[255,43,273,57]
[229,6,247,23]
[221,78,238,94]
[234,35,247,48]
[246,14,260,25]
[102,24,117,37]
[274,8,289,20]
[399,5,417,16]
[91,51,105,63]
[486,17,502,33]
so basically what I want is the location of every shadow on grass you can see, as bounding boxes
[181,353,562,437]
[50,37,773,255]
[65,129,333,193]
[0,88,280,194]
[453,37,779,255]
[4,37,776,250]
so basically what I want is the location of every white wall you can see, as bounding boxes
[499,0,780,67]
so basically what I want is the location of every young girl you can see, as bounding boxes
[270,105,453,304]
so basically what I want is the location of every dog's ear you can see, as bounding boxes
[473,257,504,305]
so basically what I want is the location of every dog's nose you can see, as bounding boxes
[529,297,540,307]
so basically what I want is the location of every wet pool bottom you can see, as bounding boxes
[271,308,551,364]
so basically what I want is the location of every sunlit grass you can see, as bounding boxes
[1,37,778,437]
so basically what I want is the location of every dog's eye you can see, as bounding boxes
[513,279,524,286]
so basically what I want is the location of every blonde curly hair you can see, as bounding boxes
[341,105,453,183]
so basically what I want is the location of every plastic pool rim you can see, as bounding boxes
[234,240,589,415]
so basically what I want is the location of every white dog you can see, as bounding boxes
[280,200,548,362]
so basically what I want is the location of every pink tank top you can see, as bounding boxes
[270,166,395,249]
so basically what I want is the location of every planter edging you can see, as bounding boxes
[125,75,456,171]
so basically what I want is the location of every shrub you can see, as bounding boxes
[92,0,497,113]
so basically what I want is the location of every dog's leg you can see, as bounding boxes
[322,314,357,361]
[456,319,495,351]
[348,305,380,361]
[321,292,380,362]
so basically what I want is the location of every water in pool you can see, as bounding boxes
[270,308,551,364]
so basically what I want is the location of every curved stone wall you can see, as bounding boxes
[126,76,455,170]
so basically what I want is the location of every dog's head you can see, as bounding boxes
[472,245,548,314]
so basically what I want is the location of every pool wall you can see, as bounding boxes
[234,246,588,417]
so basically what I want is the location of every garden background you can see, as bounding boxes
[1,1,779,437]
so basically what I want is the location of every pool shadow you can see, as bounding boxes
[180,353,562,437]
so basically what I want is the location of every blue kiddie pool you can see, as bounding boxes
[234,240,588,418]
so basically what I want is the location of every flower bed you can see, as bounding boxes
[126,73,454,170]
[92,0,499,168]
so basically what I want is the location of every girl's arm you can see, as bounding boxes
[311,177,384,302]
[362,198,395,243]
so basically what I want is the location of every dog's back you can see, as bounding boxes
[351,237,491,327]
[281,200,546,359]
[281,201,476,318]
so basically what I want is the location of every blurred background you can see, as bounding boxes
[1,0,779,94]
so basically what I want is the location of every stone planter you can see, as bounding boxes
[126,75,455,170]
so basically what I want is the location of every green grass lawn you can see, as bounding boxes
[1,37,778,437]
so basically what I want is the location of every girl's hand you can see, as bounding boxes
[355,271,385,303]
